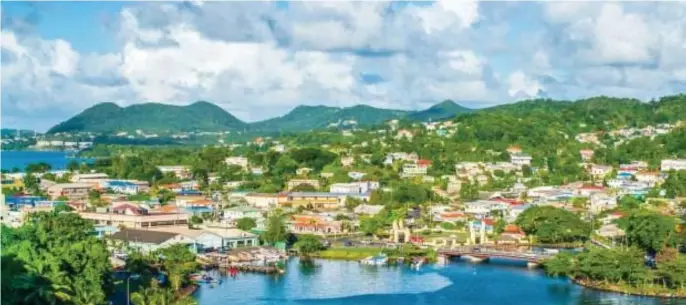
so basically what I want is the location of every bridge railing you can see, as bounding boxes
[437,246,554,259]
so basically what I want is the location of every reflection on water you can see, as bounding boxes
[193,258,686,305]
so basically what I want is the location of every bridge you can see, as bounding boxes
[437,246,554,263]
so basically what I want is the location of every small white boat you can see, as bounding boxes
[360,253,388,266]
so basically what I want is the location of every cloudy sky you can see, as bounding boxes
[2,1,686,131]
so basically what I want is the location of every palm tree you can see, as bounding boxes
[16,273,72,305]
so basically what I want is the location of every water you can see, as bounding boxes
[193,258,685,305]
[0,150,92,171]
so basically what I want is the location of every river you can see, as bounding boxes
[192,258,685,305]
[0,150,92,171]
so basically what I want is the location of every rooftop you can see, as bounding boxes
[110,229,180,244]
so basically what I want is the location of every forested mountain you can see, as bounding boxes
[47,101,247,134]
[406,100,472,122]
[46,100,474,134]
[249,105,410,132]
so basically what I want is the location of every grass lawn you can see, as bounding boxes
[315,247,385,260]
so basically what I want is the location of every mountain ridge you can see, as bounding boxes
[47,100,474,134]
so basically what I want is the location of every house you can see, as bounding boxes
[281,192,344,210]
[201,227,259,248]
[506,145,522,155]
[296,167,313,176]
[157,166,192,179]
[340,156,354,167]
[46,183,92,201]
[590,193,617,214]
[251,167,265,175]
[464,200,510,216]
[329,181,379,194]
[286,179,320,191]
[109,229,193,253]
[223,206,263,221]
[576,185,606,197]
[71,173,109,184]
[354,204,384,215]
[288,215,343,235]
[635,171,661,186]
[402,159,432,177]
[347,171,366,180]
[579,149,594,161]
[147,226,224,252]
[510,153,532,167]
[102,180,138,195]
[470,219,495,234]
[225,157,249,170]
[499,224,526,244]
[436,211,466,223]
[395,129,414,140]
[589,164,613,178]
[661,159,686,171]
[619,161,648,175]
[245,193,280,209]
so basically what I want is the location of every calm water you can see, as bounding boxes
[193,258,686,305]
[0,150,92,171]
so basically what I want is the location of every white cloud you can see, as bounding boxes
[507,70,543,99]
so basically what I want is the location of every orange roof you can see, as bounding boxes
[503,224,523,234]
[417,159,432,166]
[440,212,465,218]
[189,199,212,206]
[292,215,326,224]
[157,205,180,213]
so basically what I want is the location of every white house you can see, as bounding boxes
[354,204,384,215]
[223,206,263,221]
[661,159,686,171]
[590,193,618,214]
[510,153,532,167]
[635,171,661,186]
[340,156,354,167]
[330,181,379,194]
[464,200,510,216]
[225,157,249,169]
[589,164,613,178]
[245,193,280,209]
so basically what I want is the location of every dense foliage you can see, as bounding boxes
[515,206,591,244]
[1,212,113,305]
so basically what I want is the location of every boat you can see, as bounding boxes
[190,273,222,284]
[360,253,388,266]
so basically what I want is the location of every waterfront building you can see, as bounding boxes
[288,215,343,235]
[109,228,194,253]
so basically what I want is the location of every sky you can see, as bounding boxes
[2,1,686,132]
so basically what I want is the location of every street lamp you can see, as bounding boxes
[126,273,140,305]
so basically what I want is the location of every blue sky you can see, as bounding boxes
[2,1,686,131]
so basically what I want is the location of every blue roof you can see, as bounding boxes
[106,180,136,187]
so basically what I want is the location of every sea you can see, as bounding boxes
[190,258,686,305]
[0,150,92,172]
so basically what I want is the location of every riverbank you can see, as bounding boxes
[573,278,686,299]
[314,246,436,263]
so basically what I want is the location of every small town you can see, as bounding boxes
[3,1,686,305]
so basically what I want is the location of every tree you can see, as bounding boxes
[359,216,383,236]
[236,217,257,231]
[515,206,590,244]
[157,244,198,291]
[619,211,677,254]
[263,212,287,245]
[67,161,80,172]
[294,234,324,257]
[460,179,479,201]
[291,183,317,192]
[344,196,362,211]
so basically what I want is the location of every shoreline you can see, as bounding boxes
[572,278,686,299]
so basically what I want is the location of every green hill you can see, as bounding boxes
[249,104,410,132]
[407,100,472,121]
[47,101,247,134]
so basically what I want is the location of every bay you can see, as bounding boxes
[0,150,92,171]
[192,258,686,305]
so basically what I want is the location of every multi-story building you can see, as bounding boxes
[510,153,532,167]
[46,183,92,201]
[157,166,192,179]
[329,181,380,194]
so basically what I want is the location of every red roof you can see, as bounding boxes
[483,218,495,226]
[417,159,432,166]
[503,224,523,234]
[493,198,524,206]
[440,212,465,218]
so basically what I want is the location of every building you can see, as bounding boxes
[436,211,467,223]
[288,215,343,235]
[402,159,431,177]
[71,173,109,184]
[635,171,662,186]
[329,181,379,194]
[46,183,92,201]
[661,159,686,171]
[146,226,225,252]
[510,153,532,167]
[201,227,259,248]
[579,149,594,161]
[286,179,320,191]
[464,200,510,216]
[157,166,192,179]
[223,206,263,221]
[79,211,189,228]
[109,228,194,253]
[102,180,139,195]
[340,156,354,167]
[281,192,344,210]
[354,204,384,215]
[506,145,522,155]
[245,193,280,209]
[225,156,249,169]
[590,193,618,214]
[589,164,613,178]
